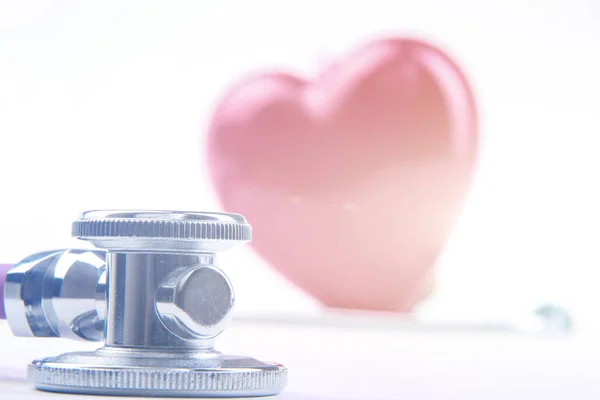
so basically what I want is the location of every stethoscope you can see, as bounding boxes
[0,209,572,398]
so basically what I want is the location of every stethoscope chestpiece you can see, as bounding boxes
[4,210,287,397]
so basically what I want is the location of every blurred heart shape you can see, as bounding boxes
[207,38,478,311]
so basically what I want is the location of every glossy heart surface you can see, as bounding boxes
[207,38,478,311]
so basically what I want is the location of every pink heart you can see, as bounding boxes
[207,38,478,311]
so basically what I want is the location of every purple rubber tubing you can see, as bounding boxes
[0,264,11,319]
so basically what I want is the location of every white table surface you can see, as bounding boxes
[1,314,599,400]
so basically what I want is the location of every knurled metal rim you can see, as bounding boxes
[29,362,287,397]
[72,211,252,242]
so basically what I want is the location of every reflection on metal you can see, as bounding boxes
[3,210,286,397]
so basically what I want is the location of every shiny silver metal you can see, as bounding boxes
[28,348,285,397]
[3,210,287,397]
[4,249,107,341]
[155,265,235,340]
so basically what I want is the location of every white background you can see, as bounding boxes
[0,1,599,330]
